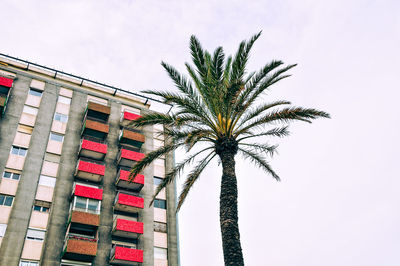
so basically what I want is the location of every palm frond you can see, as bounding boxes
[238,147,280,181]
[239,143,277,157]
[237,126,290,142]
[176,152,217,211]
[150,146,215,205]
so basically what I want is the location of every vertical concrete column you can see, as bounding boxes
[93,101,121,266]
[41,91,87,266]
[0,75,30,184]
[166,148,179,266]
[0,83,58,265]
[141,123,155,266]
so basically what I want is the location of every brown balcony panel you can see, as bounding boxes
[0,96,6,107]
[120,129,145,148]
[71,211,99,227]
[87,101,111,115]
[63,237,97,262]
[85,119,109,134]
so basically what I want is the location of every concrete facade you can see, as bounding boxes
[0,56,179,266]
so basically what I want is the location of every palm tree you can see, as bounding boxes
[129,32,330,265]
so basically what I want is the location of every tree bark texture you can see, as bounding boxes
[219,152,245,266]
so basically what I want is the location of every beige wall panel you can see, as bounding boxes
[154,259,168,266]
[13,132,31,148]
[6,154,25,170]
[29,211,49,229]
[30,79,45,91]
[0,206,12,223]
[35,185,54,202]
[154,208,167,223]
[154,232,168,248]
[155,187,166,200]
[55,102,70,115]
[154,165,165,178]
[0,179,18,196]
[21,240,43,260]
[51,120,67,134]
[25,94,41,107]
[59,87,73,98]
[154,139,164,150]
[19,113,36,127]
[46,140,63,155]
[41,161,59,177]
[87,95,108,104]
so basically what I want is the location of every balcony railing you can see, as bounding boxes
[85,101,110,123]
[110,245,143,265]
[116,169,144,191]
[79,138,107,160]
[114,192,144,214]
[117,149,145,168]
[120,111,142,127]
[119,129,145,149]
[81,115,109,141]
[112,217,143,239]
[62,234,98,262]
[75,159,105,182]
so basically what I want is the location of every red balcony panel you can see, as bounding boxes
[75,160,105,182]
[0,77,13,88]
[119,170,144,184]
[74,184,103,200]
[116,170,144,191]
[121,149,145,161]
[114,246,143,263]
[78,160,105,176]
[116,219,143,234]
[124,112,141,121]
[79,139,107,160]
[118,193,144,208]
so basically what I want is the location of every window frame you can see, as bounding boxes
[72,196,100,214]
[54,112,68,123]
[0,194,14,207]
[28,88,43,97]
[10,146,27,156]
[49,132,64,142]
[154,199,167,209]
[19,260,39,266]
[26,228,46,241]
[33,205,49,213]
[2,171,20,180]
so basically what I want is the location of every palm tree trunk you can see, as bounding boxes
[219,152,245,266]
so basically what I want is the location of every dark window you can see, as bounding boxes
[28,88,42,97]
[11,146,27,156]
[33,205,49,213]
[154,199,166,209]
[153,177,163,186]
[0,195,14,206]
[3,171,20,180]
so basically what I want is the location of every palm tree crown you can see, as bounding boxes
[129,32,330,265]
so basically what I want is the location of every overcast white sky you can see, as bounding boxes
[2,1,400,265]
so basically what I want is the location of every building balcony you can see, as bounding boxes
[114,192,144,214]
[110,245,143,265]
[117,149,145,168]
[85,101,110,122]
[116,169,144,191]
[79,139,107,160]
[62,235,98,262]
[70,210,100,227]
[120,111,142,127]
[75,160,105,182]
[81,117,109,141]
[0,76,13,95]
[73,184,103,200]
[119,129,145,149]
[0,95,8,117]
[112,217,143,239]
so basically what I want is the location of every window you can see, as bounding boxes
[154,177,163,186]
[154,199,166,209]
[58,96,71,105]
[11,146,27,156]
[154,247,167,259]
[0,224,7,237]
[33,205,49,213]
[0,194,14,206]
[50,132,64,142]
[2,171,20,180]
[54,112,68,123]
[20,261,39,266]
[39,175,56,187]
[73,196,100,214]
[28,88,42,97]
[26,229,45,241]
[22,105,38,116]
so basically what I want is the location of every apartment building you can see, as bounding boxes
[0,54,179,266]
